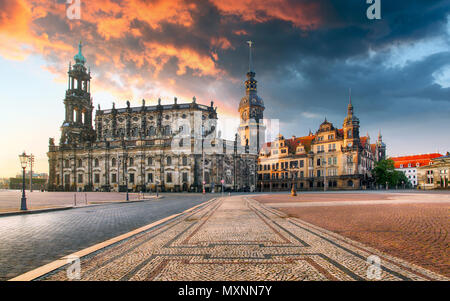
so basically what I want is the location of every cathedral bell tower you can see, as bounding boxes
[238,41,265,153]
[60,42,95,145]
[343,89,360,148]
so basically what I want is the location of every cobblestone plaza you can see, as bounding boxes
[10,192,447,281]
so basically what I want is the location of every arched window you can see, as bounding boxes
[94,158,99,167]
[164,125,171,136]
[347,129,352,138]
[167,156,172,165]
[182,156,188,165]
[148,126,155,136]
[112,158,116,167]
[129,157,134,166]
[148,157,153,165]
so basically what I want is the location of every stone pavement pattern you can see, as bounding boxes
[0,193,217,280]
[38,195,448,281]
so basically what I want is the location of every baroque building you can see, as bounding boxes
[47,43,260,192]
[417,153,449,190]
[257,99,386,191]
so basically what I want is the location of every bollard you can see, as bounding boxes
[85,193,87,205]
[74,194,77,206]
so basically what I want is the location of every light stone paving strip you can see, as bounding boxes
[34,195,448,281]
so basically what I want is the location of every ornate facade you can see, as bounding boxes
[257,100,386,191]
[417,153,450,190]
[47,43,260,192]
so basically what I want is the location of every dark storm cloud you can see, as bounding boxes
[3,0,449,153]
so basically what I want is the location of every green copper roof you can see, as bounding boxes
[74,41,86,65]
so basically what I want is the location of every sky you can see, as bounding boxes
[0,0,450,178]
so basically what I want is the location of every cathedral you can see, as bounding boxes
[47,42,264,192]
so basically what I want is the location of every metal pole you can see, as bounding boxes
[29,154,34,192]
[74,193,76,206]
[323,156,327,192]
[21,167,27,210]
[202,126,205,194]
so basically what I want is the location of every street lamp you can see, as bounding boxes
[121,134,129,201]
[19,151,29,210]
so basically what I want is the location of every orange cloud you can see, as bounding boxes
[211,0,322,29]
[0,0,71,60]
[211,37,234,50]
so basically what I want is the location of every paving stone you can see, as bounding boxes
[37,195,448,281]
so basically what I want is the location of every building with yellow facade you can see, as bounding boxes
[257,100,386,191]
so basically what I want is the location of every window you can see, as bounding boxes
[64,174,70,184]
[94,173,100,183]
[111,173,117,183]
[148,157,153,165]
[94,158,99,167]
[182,156,188,165]
[129,173,135,183]
[77,174,83,183]
[129,158,134,166]
[182,172,188,182]
[147,173,153,183]
[167,157,172,165]
[166,172,172,183]
[148,126,155,136]
[328,169,337,176]
[299,160,304,168]
[78,159,82,167]
[112,158,116,167]
[64,160,70,168]
[164,125,171,136]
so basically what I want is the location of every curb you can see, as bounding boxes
[0,206,73,217]
[9,197,217,281]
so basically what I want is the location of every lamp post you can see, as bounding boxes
[19,151,29,211]
[323,156,327,192]
[121,134,129,201]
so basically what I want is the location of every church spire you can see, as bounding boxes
[247,40,253,72]
[74,41,86,66]
[347,88,353,116]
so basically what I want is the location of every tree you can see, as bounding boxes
[373,159,410,188]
